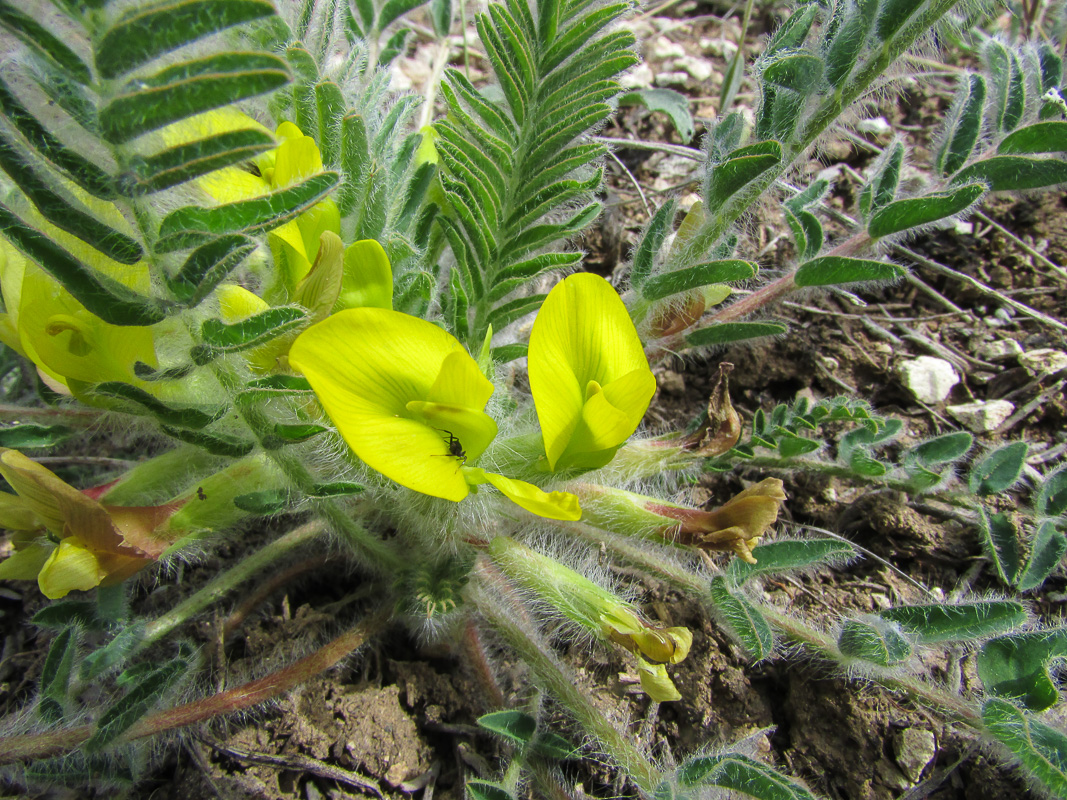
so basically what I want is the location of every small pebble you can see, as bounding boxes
[892,728,937,783]
[1019,348,1067,377]
[977,339,1023,362]
[857,116,892,135]
[899,356,959,404]
[649,38,686,60]
[620,63,654,89]
[654,71,689,88]
[673,55,714,82]
[947,399,1015,432]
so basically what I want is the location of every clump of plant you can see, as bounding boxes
[0,0,1064,796]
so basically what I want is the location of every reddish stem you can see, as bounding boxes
[0,607,393,766]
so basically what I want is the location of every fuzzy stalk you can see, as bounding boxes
[469,558,660,795]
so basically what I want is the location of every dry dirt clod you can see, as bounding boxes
[947,399,1016,432]
[899,356,960,403]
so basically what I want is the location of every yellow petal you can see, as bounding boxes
[272,133,324,188]
[0,490,42,530]
[404,401,498,461]
[529,274,655,470]
[635,659,682,702]
[339,239,393,310]
[217,283,270,322]
[289,308,496,501]
[37,538,105,598]
[473,470,582,520]
[295,231,344,323]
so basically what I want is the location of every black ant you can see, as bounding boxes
[434,429,467,465]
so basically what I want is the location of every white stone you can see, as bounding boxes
[899,356,959,404]
[699,36,738,59]
[620,63,654,89]
[673,55,715,82]
[977,339,1023,361]
[857,116,892,135]
[947,399,1016,432]
[1019,348,1067,376]
[654,71,689,88]
[648,38,686,60]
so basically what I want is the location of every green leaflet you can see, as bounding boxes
[94,0,277,79]
[159,425,256,457]
[937,74,985,176]
[905,431,973,466]
[978,508,1023,586]
[478,710,537,744]
[1036,464,1067,517]
[677,753,817,799]
[0,1,91,84]
[641,260,756,302]
[879,601,1026,643]
[998,121,1067,155]
[763,52,824,94]
[467,782,515,800]
[982,699,1067,796]
[709,577,774,660]
[794,256,903,286]
[686,321,787,346]
[726,539,856,586]
[619,88,694,143]
[953,155,1067,191]
[0,132,142,264]
[867,183,985,239]
[838,619,912,666]
[0,78,114,198]
[824,0,877,87]
[99,52,291,144]
[969,441,1028,496]
[630,200,676,289]
[120,129,276,196]
[90,382,226,429]
[979,630,1067,711]
[84,661,185,752]
[41,628,78,703]
[0,203,168,326]
[155,172,339,252]
[706,141,782,209]
[199,307,307,352]
[167,235,258,306]
[0,423,74,449]
[1016,522,1067,593]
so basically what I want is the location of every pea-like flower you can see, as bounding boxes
[529,273,657,471]
[289,308,580,519]
[0,449,174,598]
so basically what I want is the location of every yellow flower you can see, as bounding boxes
[289,308,580,519]
[0,449,176,598]
[529,274,657,471]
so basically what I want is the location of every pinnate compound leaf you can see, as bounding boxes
[94,0,276,79]
[726,539,855,586]
[0,204,169,326]
[706,141,781,209]
[867,183,985,239]
[85,661,185,752]
[641,260,755,302]
[477,710,537,744]
[969,441,1028,497]
[982,698,1067,797]
[619,89,694,143]
[794,256,903,287]
[1017,522,1067,593]
[122,129,276,196]
[91,382,226,429]
[978,509,1022,586]
[953,156,1067,191]
[200,307,307,352]
[156,172,339,252]
[686,322,787,347]
[99,53,291,144]
[678,753,817,799]
[1036,464,1067,518]
[710,577,774,660]
[998,122,1067,155]
[0,424,74,449]
[838,619,912,666]
[467,781,515,800]
[879,601,1026,643]
[978,630,1067,711]
[0,2,91,84]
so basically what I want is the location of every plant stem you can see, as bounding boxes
[143,518,328,645]
[0,606,393,766]
[469,559,660,795]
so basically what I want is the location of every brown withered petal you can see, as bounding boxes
[655,478,786,564]
[679,363,741,457]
